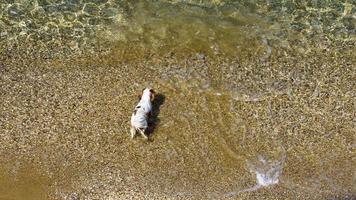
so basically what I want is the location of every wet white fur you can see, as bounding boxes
[130,88,153,139]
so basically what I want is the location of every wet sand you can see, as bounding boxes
[0,41,354,199]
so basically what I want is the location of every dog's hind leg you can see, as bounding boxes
[138,128,148,140]
[130,126,136,139]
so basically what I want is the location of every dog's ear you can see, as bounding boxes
[149,89,155,102]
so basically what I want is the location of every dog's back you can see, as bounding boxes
[131,101,151,129]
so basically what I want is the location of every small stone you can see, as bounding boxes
[196,52,205,60]
[100,7,118,18]
[83,3,100,16]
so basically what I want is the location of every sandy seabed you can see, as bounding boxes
[0,40,355,199]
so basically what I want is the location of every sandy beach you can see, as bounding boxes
[1,1,355,199]
[1,39,354,199]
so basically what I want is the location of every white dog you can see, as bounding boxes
[130,88,155,139]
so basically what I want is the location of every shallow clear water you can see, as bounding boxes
[0,0,355,199]
[1,0,354,55]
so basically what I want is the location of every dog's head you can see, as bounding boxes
[139,88,155,102]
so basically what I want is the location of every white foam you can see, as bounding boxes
[256,169,280,186]
[225,151,286,197]
[250,154,285,187]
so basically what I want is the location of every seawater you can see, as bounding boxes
[1,0,354,56]
[0,0,355,199]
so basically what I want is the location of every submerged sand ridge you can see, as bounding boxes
[0,41,354,199]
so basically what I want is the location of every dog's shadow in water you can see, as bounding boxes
[147,93,165,138]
